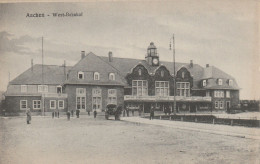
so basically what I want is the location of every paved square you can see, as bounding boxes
[0,115,259,164]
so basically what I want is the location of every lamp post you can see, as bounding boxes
[170,34,176,115]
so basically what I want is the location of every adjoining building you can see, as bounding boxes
[4,42,240,113]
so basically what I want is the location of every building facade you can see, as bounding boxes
[4,42,240,113]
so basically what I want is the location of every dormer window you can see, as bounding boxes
[202,80,207,87]
[109,73,115,80]
[94,72,100,80]
[218,79,222,85]
[229,79,233,86]
[57,85,62,94]
[78,71,84,79]
[138,69,142,76]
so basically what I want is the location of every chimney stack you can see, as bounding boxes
[108,51,113,62]
[206,64,209,68]
[190,60,193,68]
[31,59,33,72]
[81,51,85,59]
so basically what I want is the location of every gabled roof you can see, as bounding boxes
[10,64,71,85]
[65,52,126,86]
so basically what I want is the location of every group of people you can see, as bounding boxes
[66,109,97,121]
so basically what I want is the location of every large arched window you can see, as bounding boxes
[94,72,100,80]
[109,73,115,80]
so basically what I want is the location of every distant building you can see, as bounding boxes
[4,42,240,113]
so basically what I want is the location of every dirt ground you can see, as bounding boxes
[0,115,259,164]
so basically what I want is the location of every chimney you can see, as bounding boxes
[81,51,85,59]
[108,51,113,62]
[206,64,209,68]
[31,59,33,72]
[190,60,193,68]
[63,60,66,78]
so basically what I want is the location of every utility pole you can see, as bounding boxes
[170,34,176,115]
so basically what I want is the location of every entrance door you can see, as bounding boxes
[76,97,86,112]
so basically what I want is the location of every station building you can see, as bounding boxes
[4,42,240,113]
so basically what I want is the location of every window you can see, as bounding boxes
[229,80,233,86]
[202,80,207,87]
[20,100,27,110]
[218,79,223,85]
[132,80,148,96]
[155,81,169,96]
[57,85,62,93]
[182,72,185,78]
[226,91,230,98]
[78,71,84,79]
[92,88,102,110]
[58,100,64,109]
[50,100,56,109]
[33,100,41,109]
[109,73,115,80]
[76,88,86,110]
[138,69,142,76]
[176,82,190,97]
[161,71,164,77]
[214,90,224,98]
[94,72,100,80]
[21,85,27,93]
[108,89,117,104]
[219,101,224,109]
[38,85,48,93]
[215,101,219,108]
[76,88,86,95]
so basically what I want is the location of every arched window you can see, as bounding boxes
[202,80,207,87]
[78,71,84,79]
[94,72,100,80]
[161,70,164,77]
[109,73,115,80]
[182,72,185,78]
[218,79,223,85]
[229,79,233,86]
[138,69,142,76]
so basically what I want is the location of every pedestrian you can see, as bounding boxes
[94,110,97,119]
[88,110,90,116]
[52,111,54,118]
[76,109,80,118]
[150,106,154,120]
[26,108,31,124]
[67,111,71,120]
[57,111,59,118]
[126,108,129,117]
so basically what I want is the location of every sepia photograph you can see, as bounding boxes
[0,0,259,163]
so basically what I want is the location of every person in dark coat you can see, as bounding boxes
[26,108,31,124]
[76,109,80,118]
[57,111,59,118]
[150,106,154,120]
[93,110,97,119]
[52,111,54,118]
[126,108,129,117]
[88,110,90,116]
[67,111,71,120]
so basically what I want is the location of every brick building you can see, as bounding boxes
[4,42,240,113]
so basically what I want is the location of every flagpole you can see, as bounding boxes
[42,37,45,116]
[170,34,177,115]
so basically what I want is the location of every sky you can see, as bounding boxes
[0,0,259,99]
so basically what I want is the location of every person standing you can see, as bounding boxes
[26,108,31,124]
[93,110,97,119]
[150,106,154,120]
[88,110,90,116]
[52,111,54,119]
[67,111,71,120]
[76,109,80,118]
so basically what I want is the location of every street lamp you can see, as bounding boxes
[170,34,176,115]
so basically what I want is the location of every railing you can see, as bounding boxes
[124,95,212,102]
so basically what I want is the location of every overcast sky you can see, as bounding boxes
[0,0,259,99]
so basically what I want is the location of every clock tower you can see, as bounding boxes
[145,42,159,66]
